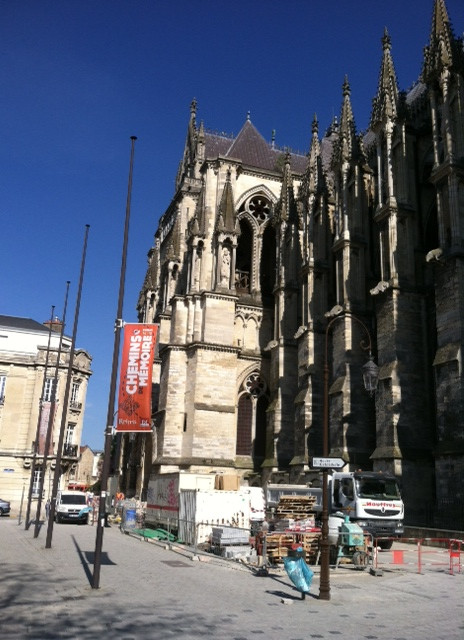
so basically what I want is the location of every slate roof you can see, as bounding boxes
[0,315,50,333]
[204,119,307,175]
[405,81,427,105]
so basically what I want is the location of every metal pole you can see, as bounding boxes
[319,329,331,600]
[34,282,70,538]
[46,225,90,548]
[92,135,137,589]
[318,309,375,600]
[18,484,25,526]
[25,305,55,530]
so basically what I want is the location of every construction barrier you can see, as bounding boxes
[372,537,463,575]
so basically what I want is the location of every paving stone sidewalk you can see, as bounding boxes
[0,516,462,639]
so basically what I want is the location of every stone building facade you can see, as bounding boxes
[0,315,92,513]
[68,445,102,491]
[132,0,463,526]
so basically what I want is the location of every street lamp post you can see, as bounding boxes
[318,308,379,601]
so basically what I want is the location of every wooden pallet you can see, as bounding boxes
[275,495,317,520]
[301,532,321,564]
[261,531,321,565]
[264,533,293,563]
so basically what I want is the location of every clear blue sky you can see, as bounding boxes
[2,1,464,450]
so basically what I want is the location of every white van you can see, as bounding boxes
[55,490,89,524]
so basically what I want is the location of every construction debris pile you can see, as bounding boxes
[261,495,321,565]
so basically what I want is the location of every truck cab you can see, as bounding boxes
[331,471,404,548]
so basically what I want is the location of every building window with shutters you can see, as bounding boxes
[70,382,81,409]
[63,423,77,457]
[32,469,42,497]
[43,377,57,402]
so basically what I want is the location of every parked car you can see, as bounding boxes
[0,497,11,516]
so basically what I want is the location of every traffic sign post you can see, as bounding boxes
[311,457,346,470]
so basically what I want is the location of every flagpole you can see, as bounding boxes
[25,305,55,530]
[34,281,71,538]
[92,135,137,589]
[45,225,90,548]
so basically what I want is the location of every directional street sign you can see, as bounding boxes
[311,456,346,470]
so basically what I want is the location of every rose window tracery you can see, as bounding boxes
[239,195,271,225]
[244,373,266,397]
[249,196,270,223]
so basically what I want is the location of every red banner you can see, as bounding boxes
[38,401,55,455]
[116,324,158,432]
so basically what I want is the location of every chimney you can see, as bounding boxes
[43,316,63,333]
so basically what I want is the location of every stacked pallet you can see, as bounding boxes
[265,533,294,563]
[275,495,317,520]
[262,496,321,564]
[263,531,321,565]
[300,532,321,564]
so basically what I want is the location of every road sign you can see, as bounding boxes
[311,457,346,470]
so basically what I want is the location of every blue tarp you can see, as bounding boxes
[283,549,314,594]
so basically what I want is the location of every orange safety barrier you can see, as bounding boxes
[373,537,463,575]
[449,539,462,575]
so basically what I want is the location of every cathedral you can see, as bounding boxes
[127,0,463,528]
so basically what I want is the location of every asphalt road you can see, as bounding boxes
[1,516,463,639]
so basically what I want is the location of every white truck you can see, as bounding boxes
[55,490,89,524]
[267,470,404,549]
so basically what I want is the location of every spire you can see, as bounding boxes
[371,28,399,127]
[190,98,197,125]
[340,76,355,132]
[165,210,182,261]
[308,114,321,194]
[333,76,357,165]
[216,170,237,233]
[176,99,200,190]
[423,0,462,83]
[142,243,160,291]
[275,152,298,224]
[188,178,207,237]
[312,112,318,136]
[187,97,198,146]
[195,120,205,165]
[300,114,321,198]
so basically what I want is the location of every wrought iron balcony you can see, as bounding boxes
[69,400,82,410]
[0,395,4,406]
[62,444,78,458]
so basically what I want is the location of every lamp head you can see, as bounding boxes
[362,355,379,395]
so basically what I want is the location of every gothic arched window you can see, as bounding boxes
[235,219,253,293]
[260,223,276,303]
[236,373,268,468]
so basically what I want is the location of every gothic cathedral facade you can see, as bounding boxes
[133,0,464,526]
